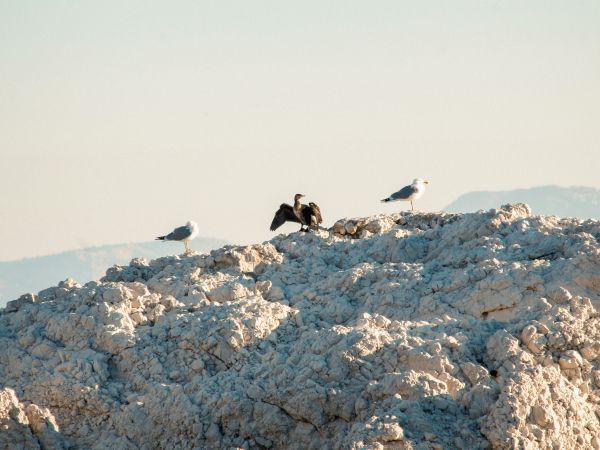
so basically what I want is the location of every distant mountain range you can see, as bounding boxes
[0,238,227,307]
[445,185,600,218]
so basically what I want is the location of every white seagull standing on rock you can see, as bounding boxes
[155,220,199,254]
[381,178,429,211]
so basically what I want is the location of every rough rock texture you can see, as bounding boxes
[0,387,65,450]
[2,204,600,449]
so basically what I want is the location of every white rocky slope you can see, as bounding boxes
[0,238,227,307]
[2,204,600,450]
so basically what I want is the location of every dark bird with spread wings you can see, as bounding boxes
[270,194,323,232]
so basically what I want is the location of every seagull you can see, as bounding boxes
[381,178,429,211]
[155,220,199,253]
[270,194,323,232]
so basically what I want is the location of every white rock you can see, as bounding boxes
[1,205,599,449]
[559,350,583,370]
[548,287,573,303]
[521,325,537,345]
[344,221,357,235]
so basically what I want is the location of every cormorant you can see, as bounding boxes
[270,194,323,232]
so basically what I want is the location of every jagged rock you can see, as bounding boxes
[0,388,65,449]
[1,204,600,449]
[559,350,584,370]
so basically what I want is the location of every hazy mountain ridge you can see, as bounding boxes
[445,185,600,218]
[0,238,227,307]
[2,204,600,448]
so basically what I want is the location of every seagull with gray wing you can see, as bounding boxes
[381,178,429,211]
[156,220,199,253]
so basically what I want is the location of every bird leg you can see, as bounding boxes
[411,201,414,211]
[184,241,189,254]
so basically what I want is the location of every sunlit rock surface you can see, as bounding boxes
[2,204,600,449]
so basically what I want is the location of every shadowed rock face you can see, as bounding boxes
[2,204,600,449]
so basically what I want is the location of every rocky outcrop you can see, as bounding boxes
[0,387,65,450]
[1,204,600,449]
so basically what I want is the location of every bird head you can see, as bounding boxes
[412,178,429,185]
[294,194,306,201]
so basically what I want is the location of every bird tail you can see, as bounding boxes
[155,236,166,241]
[381,198,391,203]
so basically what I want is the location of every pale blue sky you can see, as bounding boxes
[1,1,599,260]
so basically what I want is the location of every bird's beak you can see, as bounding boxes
[301,194,306,197]
[424,180,429,184]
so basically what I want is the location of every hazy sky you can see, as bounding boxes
[1,1,599,261]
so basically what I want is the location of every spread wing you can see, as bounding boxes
[300,203,322,226]
[308,202,323,224]
[270,204,300,231]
